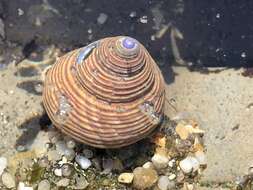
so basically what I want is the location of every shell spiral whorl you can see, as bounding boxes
[42,36,165,148]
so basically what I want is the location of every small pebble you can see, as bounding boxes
[74,175,89,189]
[184,183,195,190]
[133,167,158,189]
[142,161,154,169]
[92,158,102,171]
[241,52,246,58]
[17,182,33,190]
[168,159,175,168]
[129,11,137,18]
[56,178,70,187]
[17,8,24,16]
[179,156,200,174]
[2,172,16,189]
[16,145,27,152]
[158,176,175,190]
[75,155,92,169]
[61,164,73,177]
[54,168,62,177]
[48,150,62,161]
[118,173,134,184]
[0,157,7,176]
[151,153,169,169]
[195,151,207,165]
[168,174,176,180]
[139,16,148,23]
[82,149,93,159]
[176,171,185,183]
[38,179,50,190]
[87,29,92,34]
[38,157,49,168]
[66,139,76,149]
[97,13,108,25]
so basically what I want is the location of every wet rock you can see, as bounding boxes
[133,167,158,189]
[2,172,16,189]
[48,150,61,161]
[63,148,75,160]
[0,156,7,176]
[91,158,101,171]
[56,178,70,187]
[143,161,155,169]
[158,176,175,190]
[102,158,113,174]
[65,138,76,149]
[179,156,200,174]
[151,153,169,169]
[97,13,108,25]
[38,157,49,168]
[0,18,5,39]
[75,155,91,169]
[82,149,93,159]
[112,158,124,172]
[118,173,134,184]
[56,141,75,160]
[73,174,89,189]
[61,164,73,177]
[38,179,50,190]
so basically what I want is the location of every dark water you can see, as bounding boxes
[178,0,253,67]
[2,0,253,67]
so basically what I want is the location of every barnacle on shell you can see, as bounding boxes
[42,36,165,148]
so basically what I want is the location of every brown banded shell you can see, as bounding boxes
[42,36,165,148]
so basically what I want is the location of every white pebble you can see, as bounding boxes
[179,156,200,174]
[17,182,33,190]
[158,176,175,190]
[0,157,7,176]
[54,168,62,177]
[241,52,246,58]
[118,173,134,184]
[151,153,169,169]
[2,172,16,189]
[97,13,108,25]
[140,15,148,23]
[129,11,137,18]
[75,155,92,169]
[168,159,175,168]
[168,173,176,180]
[17,8,24,16]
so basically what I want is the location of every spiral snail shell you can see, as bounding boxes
[42,36,165,148]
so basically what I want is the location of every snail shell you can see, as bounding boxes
[42,36,165,148]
